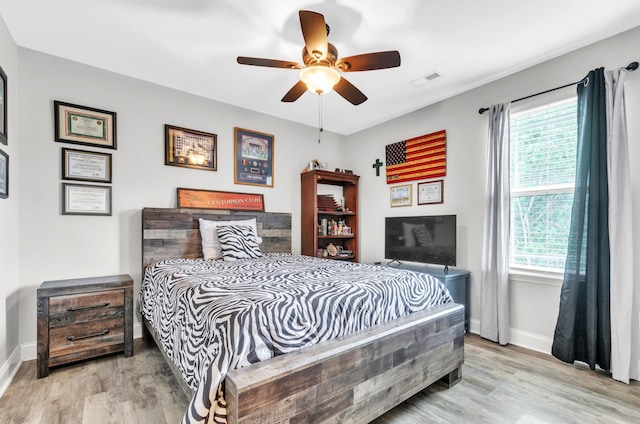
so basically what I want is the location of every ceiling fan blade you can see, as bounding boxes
[237,56,302,69]
[334,77,368,105]
[336,51,401,72]
[299,10,328,60]
[281,80,308,102]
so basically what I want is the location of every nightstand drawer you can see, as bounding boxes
[49,289,125,327]
[49,318,124,360]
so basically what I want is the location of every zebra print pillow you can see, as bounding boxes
[216,225,263,261]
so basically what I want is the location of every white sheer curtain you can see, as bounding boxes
[605,69,636,383]
[481,102,511,345]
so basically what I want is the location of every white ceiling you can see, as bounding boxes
[2,0,640,135]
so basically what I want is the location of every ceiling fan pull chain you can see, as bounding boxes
[318,94,323,143]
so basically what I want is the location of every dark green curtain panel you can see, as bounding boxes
[552,68,611,371]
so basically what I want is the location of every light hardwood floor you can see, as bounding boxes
[1,335,638,424]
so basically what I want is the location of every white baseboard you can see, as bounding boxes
[509,328,553,354]
[134,322,142,339]
[469,318,480,335]
[467,318,552,354]
[21,341,36,362]
[0,346,22,397]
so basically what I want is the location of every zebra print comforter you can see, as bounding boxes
[139,253,454,424]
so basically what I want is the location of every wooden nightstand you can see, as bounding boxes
[36,274,133,378]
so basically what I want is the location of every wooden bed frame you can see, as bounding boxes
[141,207,464,423]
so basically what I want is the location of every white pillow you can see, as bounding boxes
[198,218,262,260]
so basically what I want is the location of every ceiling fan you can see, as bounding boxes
[237,10,401,105]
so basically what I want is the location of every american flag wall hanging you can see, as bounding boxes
[385,130,446,184]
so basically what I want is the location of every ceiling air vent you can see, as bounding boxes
[410,72,441,87]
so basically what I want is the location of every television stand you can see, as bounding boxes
[380,262,470,333]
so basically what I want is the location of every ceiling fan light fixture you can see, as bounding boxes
[300,66,340,94]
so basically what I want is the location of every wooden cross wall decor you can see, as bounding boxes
[372,158,383,176]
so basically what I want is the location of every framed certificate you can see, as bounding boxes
[62,148,112,183]
[0,149,7,199]
[62,183,112,216]
[0,65,7,145]
[418,180,444,205]
[54,101,117,149]
[390,184,412,207]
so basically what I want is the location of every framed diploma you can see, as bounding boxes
[0,65,6,145]
[62,148,112,183]
[62,183,112,216]
[418,180,444,205]
[0,148,8,199]
[234,127,274,187]
[54,101,117,149]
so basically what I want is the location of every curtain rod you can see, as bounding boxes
[478,61,639,114]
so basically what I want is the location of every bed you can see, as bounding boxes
[140,207,465,424]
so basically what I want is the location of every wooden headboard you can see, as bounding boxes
[142,207,292,269]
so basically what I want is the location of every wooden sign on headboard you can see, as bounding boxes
[177,188,264,211]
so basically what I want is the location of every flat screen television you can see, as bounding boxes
[384,215,456,267]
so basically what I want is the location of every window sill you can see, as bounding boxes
[509,268,563,287]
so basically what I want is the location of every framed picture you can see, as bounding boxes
[0,149,8,199]
[0,65,6,145]
[54,101,117,149]
[390,184,412,207]
[234,127,274,187]
[62,183,112,216]
[165,125,217,171]
[62,148,112,183]
[418,180,444,205]
[177,187,264,211]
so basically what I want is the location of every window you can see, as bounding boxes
[509,98,577,273]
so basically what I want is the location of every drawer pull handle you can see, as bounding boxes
[67,329,109,341]
[67,302,110,312]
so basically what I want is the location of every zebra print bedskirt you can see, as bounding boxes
[138,253,454,424]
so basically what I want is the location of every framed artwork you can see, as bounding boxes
[165,125,217,171]
[390,184,412,207]
[234,127,274,187]
[62,183,112,216]
[0,65,6,145]
[418,180,444,205]
[176,187,264,211]
[54,101,117,149]
[62,148,112,183]
[0,149,8,199]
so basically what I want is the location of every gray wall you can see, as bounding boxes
[0,14,20,393]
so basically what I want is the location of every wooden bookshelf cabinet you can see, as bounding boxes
[36,274,133,378]
[301,170,359,262]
